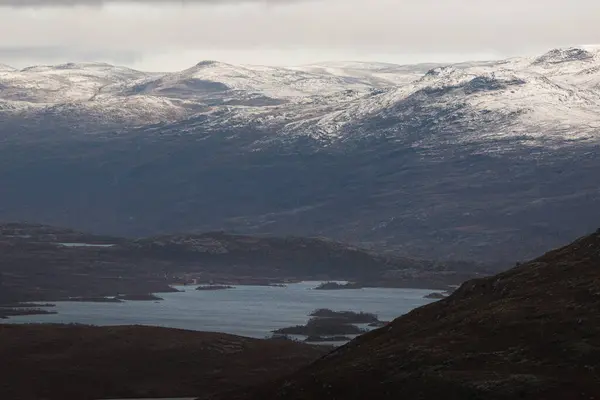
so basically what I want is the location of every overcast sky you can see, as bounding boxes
[1,0,599,71]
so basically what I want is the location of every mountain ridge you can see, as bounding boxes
[1,46,599,136]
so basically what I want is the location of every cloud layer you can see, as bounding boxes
[0,0,599,70]
[0,0,296,6]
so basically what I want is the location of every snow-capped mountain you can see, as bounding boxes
[1,62,148,103]
[1,47,599,263]
[0,64,15,72]
[123,60,382,99]
[1,46,600,145]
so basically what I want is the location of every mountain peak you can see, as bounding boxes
[55,62,115,69]
[0,63,15,72]
[423,65,457,77]
[20,62,120,73]
[195,60,223,68]
[533,47,595,65]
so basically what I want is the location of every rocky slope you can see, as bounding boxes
[226,230,600,400]
[0,324,328,400]
[0,47,599,262]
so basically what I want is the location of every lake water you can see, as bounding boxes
[5,282,440,339]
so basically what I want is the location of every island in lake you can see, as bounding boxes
[0,305,57,319]
[273,309,381,337]
[117,293,164,301]
[196,285,234,291]
[313,282,364,290]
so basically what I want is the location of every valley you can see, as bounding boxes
[2,228,599,400]
[1,45,600,400]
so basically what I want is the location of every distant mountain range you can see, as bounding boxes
[1,46,599,262]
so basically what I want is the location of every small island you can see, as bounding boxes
[266,283,287,288]
[67,297,124,303]
[424,292,449,299]
[195,285,234,291]
[304,335,352,343]
[272,308,386,343]
[117,294,164,301]
[313,282,363,290]
[309,309,379,324]
[273,309,381,337]
[273,318,366,336]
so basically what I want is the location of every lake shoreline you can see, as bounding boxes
[0,306,57,319]
[0,283,439,342]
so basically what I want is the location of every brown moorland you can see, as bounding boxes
[0,324,329,400]
[223,230,600,400]
[0,223,489,303]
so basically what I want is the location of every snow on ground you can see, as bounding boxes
[1,46,600,145]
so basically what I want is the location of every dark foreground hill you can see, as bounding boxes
[224,230,600,400]
[0,324,328,400]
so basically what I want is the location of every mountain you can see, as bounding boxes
[225,230,600,400]
[0,324,328,400]
[0,64,14,72]
[127,60,380,99]
[0,47,599,262]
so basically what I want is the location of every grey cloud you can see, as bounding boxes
[0,46,142,68]
[0,0,598,70]
[0,0,299,6]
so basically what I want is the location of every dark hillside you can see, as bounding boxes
[0,324,328,400]
[229,230,600,400]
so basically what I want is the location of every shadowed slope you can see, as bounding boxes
[229,230,600,399]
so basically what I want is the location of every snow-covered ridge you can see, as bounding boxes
[532,47,596,66]
[0,63,15,72]
[1,46,600,144]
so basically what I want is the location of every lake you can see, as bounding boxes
[4,282,440,339]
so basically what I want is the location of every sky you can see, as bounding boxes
[0,0,599,71]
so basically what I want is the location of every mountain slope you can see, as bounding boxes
[228,230,600,400]
[3,46,599,139]
[0,47,599,262]
[1,121,597,263]
[125,60,379,99]
[0,62,147,103]
[0,64,14,72]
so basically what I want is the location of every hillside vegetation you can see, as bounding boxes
[226,230,600,399]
